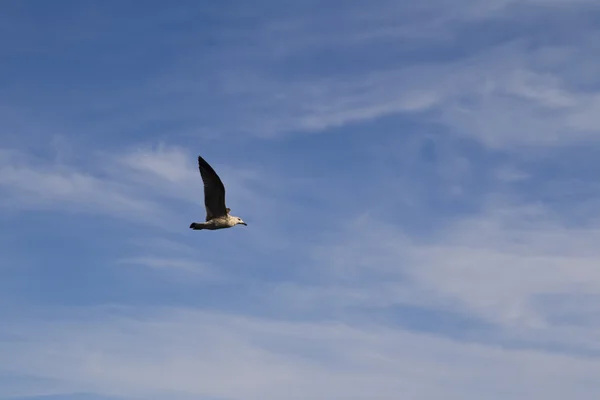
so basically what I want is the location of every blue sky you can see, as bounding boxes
[2,0,600,399]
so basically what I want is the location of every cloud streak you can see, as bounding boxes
[2,306,600,400]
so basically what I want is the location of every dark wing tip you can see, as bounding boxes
[197,155,216,174]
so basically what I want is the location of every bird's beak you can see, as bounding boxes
[241,222,247,226]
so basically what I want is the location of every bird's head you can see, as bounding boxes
[235,217,247,226]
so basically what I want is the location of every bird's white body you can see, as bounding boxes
[190,214,245,230]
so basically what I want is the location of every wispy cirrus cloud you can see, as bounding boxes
[0,149,166,225]
[4,0,600,148]
[135,0,600,146]
[287,197,600,356]
[2,306,600,400]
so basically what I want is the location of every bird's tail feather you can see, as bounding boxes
[189,222,205,230]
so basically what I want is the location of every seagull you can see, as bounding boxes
[189,155,247,231]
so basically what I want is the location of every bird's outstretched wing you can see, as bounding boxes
[197,155,228,221]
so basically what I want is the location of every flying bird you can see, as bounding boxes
[189,155,247,231]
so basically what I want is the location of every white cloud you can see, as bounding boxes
[6,0,599,149]
[291,197,600,356]
[408,204,600,332]
[177,1,600,147]
[220,44,597,148]
[494,165,530,182]
[120,144,194,182]
[2,307,600,400]
[0,149,165,225]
